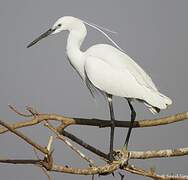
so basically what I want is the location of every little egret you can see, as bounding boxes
[27,16,172,161]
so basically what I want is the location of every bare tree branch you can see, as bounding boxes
[1,111,188,134]
[33,146,53,180]
[0,159,41,164]
[45,121,96,166]
[1,107,188,179]
[124,165,188,180]
[61,130,109,160]
[0,119,48,155]
[1,157,187,180]
[129,147,188,159]
[8,105,33,117]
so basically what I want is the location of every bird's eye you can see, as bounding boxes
[58,24,61,27]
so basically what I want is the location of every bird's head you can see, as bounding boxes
[27,16,84,48]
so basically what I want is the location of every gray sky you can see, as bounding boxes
[0,0,188,179]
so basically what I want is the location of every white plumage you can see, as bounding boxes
[27,16,172,161]
[51,16,172,112]
[84,44,172,111]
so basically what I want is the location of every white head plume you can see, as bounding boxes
[83,19,124,52]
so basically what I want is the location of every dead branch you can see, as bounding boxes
[0,107,188,179]
[129,147,188,159]
[0,158,188,180]
[0,119,48,155]
[0,111,187,135]
[8,105,33,117]
[61,130,109,160]
[45,121,96,166]
[124,165,188,180]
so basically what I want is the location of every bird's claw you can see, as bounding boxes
[113,149,130,168]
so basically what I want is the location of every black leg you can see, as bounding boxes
[124,100,136,150]
[107,94,115,162]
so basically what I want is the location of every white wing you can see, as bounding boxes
[84,56,147,99]
[84,56,172,109]
[85,44,158,92]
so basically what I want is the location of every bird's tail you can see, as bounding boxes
[143,89,172,113]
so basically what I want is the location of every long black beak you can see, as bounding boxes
[27,28,55,48]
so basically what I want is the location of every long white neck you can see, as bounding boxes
[66,23,87,79]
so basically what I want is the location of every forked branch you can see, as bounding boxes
[0,106,188,179]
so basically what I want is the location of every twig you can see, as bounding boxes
[46,136,53,154]
[0,159,41,164]
[51,162,120,175]
[41,167,52,180]
[124,164,188,180]
[45,122,95,166]
[8,105,33,117]
[62,130,109,160]
[0,114,62,134]
[44,135,54,162]
[33,148,52,180]
[0,119,48,155]
[26,106,40,116]
[129,147,188,159]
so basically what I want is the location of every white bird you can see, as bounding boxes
[27,16,172,161]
